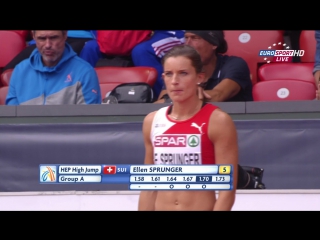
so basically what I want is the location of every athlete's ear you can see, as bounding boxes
[162,73,166,82]
[197,72,205,84]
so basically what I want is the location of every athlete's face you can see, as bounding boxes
[162,56,204,102]
[33,30,67,67]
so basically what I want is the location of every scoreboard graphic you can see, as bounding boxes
[39,164,233,191]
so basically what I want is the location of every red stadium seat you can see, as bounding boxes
[258,62,315,87]
[0,86,8,105]
[95,66,157,86]
[224,31,284,84]
[299,30,316,62]
[0,69,13,86]
[0,31,26,68]
[95,66,158,100]
[253,80,316,101]
[10,30,31,40]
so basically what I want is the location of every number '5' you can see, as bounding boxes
[223,167,226,172]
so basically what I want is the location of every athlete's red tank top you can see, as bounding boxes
[151,103,219,165]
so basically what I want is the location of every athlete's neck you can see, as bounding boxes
[169,97,203,121]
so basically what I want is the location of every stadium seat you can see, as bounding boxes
[224,30,284,84]
[299,30,316,62]
[10,30,30,40]
[252,80,316,101]
[258,62,315,87]
[0,31,26,68]
[0,86,8,105]
[95,66,157,86]
[0,69,13,86]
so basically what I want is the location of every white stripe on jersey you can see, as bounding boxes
[150,106,175,141]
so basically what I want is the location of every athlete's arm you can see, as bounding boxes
[138,111,158,210]
[208,109,238,211]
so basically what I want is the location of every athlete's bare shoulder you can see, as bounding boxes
[208,108,237,139]
[143,110,157,126]
[142,110,157,135]
[210,108,233,123]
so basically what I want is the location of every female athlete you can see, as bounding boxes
[138,45,238,211]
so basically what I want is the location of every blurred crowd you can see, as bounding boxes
[0,30,318,105]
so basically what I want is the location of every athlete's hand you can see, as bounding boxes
[197,83,211,101]
[316,82,320,100]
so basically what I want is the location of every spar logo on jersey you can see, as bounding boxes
[154,135,187,147]
[258,41,305,63]
[154,134,200,147]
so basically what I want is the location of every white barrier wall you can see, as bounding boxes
[0,190,319,211]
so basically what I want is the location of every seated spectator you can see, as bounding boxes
[79,30,152,68]
[131,30,185,99]
[314,30,320,88]
[3,30,96,72]
[6,30,101,105]
[155,30,253,103]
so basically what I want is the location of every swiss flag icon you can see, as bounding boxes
[103,166,116,174]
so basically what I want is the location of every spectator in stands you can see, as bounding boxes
[155,30,253,103]
[79,30,152,68]
[3,30,96,72]
[6,30,101,105]
[313,30,320,89]
[131,30,185,99]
